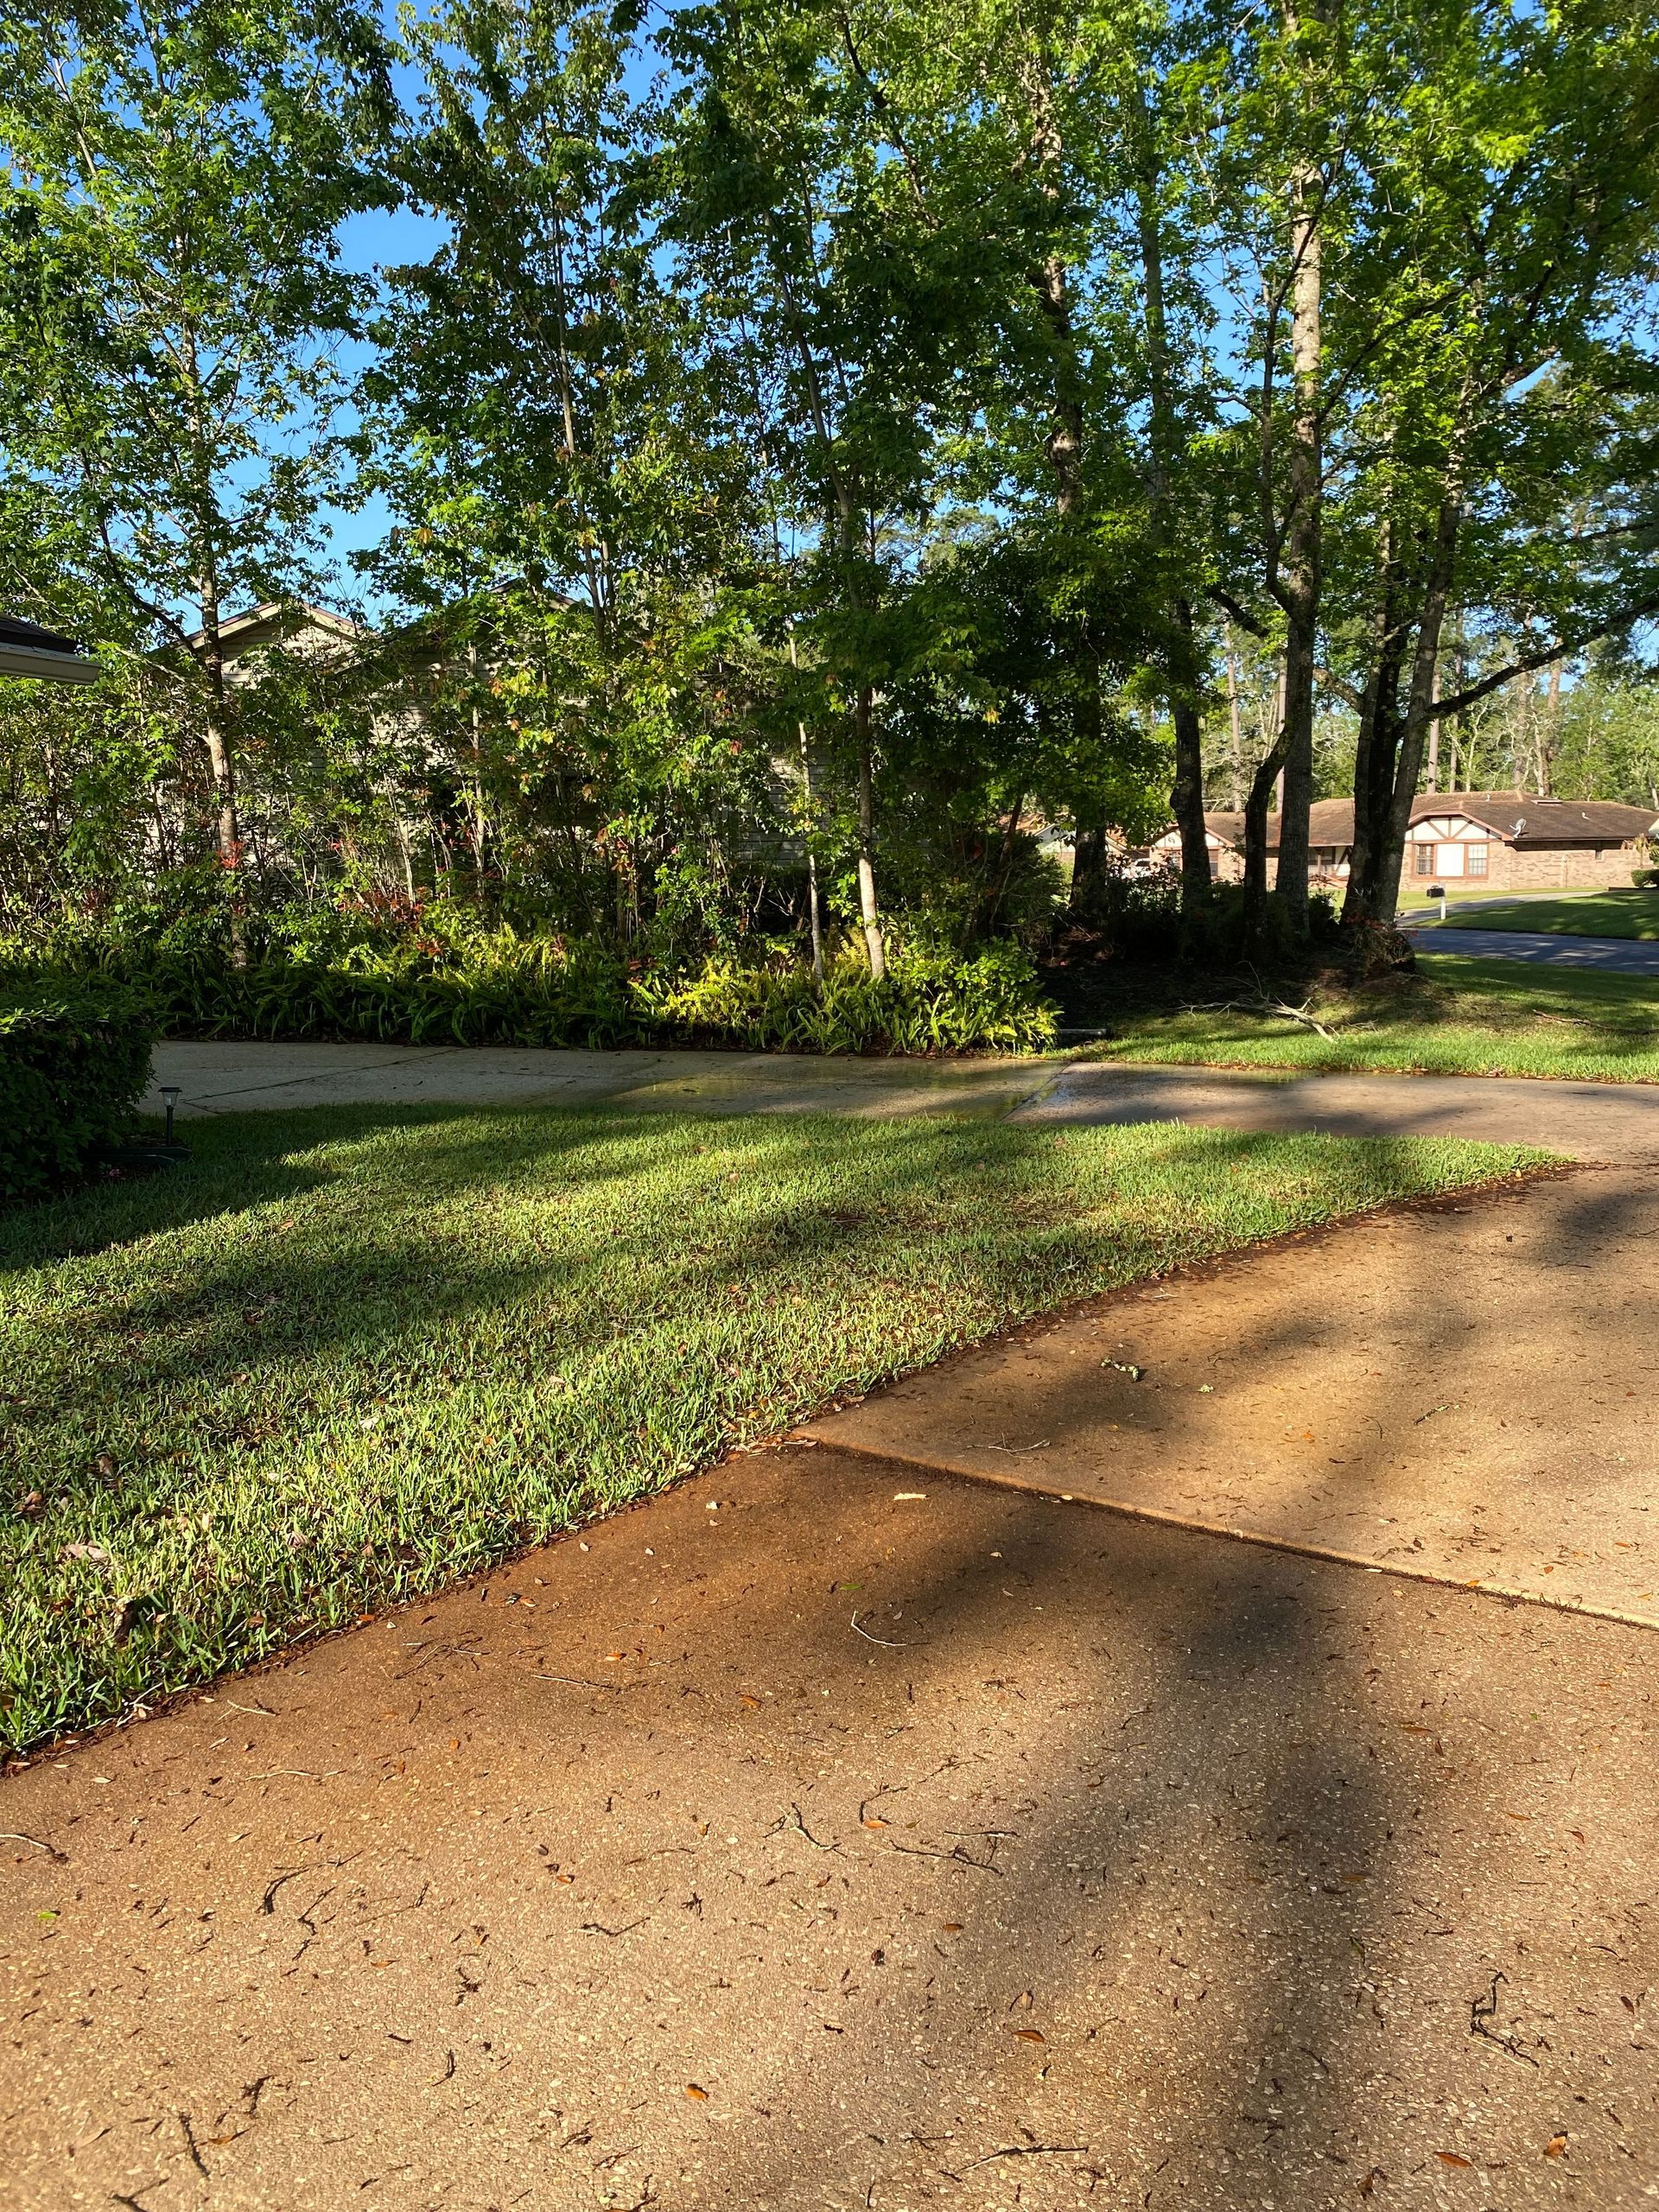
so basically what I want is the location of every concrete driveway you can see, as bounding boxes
[8,1057,1659,2209]
[5,1442,1654,2211]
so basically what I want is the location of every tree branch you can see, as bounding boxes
[1207,586,1267,638]
[1431,591,1659,722]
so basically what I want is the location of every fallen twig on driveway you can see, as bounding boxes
[947,2142,1090,2177]
[851,1611,918,1648]
[0,1829,67,1863]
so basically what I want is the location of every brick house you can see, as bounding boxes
[1151,791,1657,891]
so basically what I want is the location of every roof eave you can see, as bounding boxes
[0,642,99,684]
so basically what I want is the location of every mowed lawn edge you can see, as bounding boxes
[1438,890,1659,941]
[1089,956,1659,1080]
[1,1102,1546,1753]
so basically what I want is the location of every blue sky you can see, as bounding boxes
[315,180,448,607]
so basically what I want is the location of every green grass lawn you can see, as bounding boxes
[1435,888,1659,939]
[1092,956,1659,1079]
[0,1102,1537,1754]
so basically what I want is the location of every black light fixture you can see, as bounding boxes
[159,1085,181,1142]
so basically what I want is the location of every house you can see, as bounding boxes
[1150,792,1658,892]
[184,601,366,682]
[0,613,98,684]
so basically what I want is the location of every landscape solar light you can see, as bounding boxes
[159,1085,181,1142]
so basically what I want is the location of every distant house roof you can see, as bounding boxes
[1178,791,1658,852]
[0,613,99,684]
[182,601,366,660]
[1417,792,1659,845]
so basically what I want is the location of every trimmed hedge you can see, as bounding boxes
[0,991,155,1204]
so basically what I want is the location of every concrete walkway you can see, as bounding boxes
[1405,921,1659,972]
[147,1039,1659,1159]
[8,1053,1659,2207]
[143,1038,1058,1121]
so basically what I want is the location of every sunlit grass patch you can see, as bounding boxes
[1091,957,1659,1080]
[1436,890,1659,940]
[0,1101,1541,1751]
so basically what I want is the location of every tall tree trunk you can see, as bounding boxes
[1342,523,1408,926]
[1225,632,1245,811]
[1376,491,1461,919]
[1130,78,1210,912]
[1243,727,1290,925]
[1541,658,1562,796]
[195,582,246,968]
[1017,41,1109,919]
[766,209,886,972]
[1168,666,1211,912]
[788,630,824,986]
[854,686,886,980]
[1269,162,1323,942]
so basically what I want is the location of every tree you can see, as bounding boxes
[664,0,1021,974]
[0,0,393,923]
[365,0,787,945]
[1325,0,1659,922]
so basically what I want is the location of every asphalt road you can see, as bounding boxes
[1406,923,1659,974]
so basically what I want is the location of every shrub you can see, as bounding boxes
[636,944,1058,1055]
[0,918,1058,1058]
[1632,867,1659,888]
[0,989,154,1204]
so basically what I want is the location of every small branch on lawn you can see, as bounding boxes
[1181,995,1335,1039]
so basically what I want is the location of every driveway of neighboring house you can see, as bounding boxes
[7,1066,1659,2209]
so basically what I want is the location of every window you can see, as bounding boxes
[1414,843,1434,875]
[1435,842,1465,876]
[1467,843,1488,877]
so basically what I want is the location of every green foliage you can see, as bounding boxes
[3,899,1058,1055]
[0,1101,1537,1749]
[2,0,1657,962]
[635,944,1058,1054]
[0,988,153,1204]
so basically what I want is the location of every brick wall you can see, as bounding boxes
[1409,839,1644,893]
[1506,842,1644,891]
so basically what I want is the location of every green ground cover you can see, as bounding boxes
[1093,957,1659,1079]
[1435,889,1659,939]
[0,1103,1536,1752]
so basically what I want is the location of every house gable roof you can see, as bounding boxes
[1427,791,1659,844]
[182,601,366,661]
